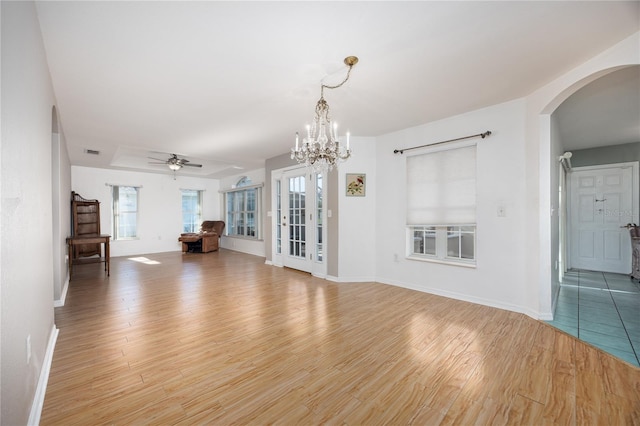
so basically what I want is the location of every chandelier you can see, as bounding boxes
[291,56,358,172]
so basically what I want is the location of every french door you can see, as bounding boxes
[273,168,326,276]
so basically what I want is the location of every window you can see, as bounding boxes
[406,144,476,264]
[112,186,139,239]
[181,189,203,232]
[225,177,262,239]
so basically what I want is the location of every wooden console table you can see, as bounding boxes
[67,234,111,278]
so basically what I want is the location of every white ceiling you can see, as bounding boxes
[35,1,640,179]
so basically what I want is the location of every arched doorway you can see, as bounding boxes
[544,65,640,366]
[51,106,64,306]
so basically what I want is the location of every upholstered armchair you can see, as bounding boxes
[178,221,225,253]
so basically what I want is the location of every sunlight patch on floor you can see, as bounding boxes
[128,257,161,265]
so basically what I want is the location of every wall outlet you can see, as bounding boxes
[497,206,506,217]
[26,335,31,364]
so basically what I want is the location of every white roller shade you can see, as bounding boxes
[406,144,476,225]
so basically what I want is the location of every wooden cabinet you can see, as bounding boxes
[71,191,101,259]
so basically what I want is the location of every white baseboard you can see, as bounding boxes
[28,325,59,426]
[377,276,548,320]
[325,275,376,283]
[54,277,69,307]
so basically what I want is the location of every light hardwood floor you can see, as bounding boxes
[42,250,640,425]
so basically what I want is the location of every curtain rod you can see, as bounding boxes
[105,183,143,188]
[393,131,492,154]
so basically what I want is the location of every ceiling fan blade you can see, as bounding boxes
[148,157,168,162]
[148,161,168,165]
[183,163,203,168]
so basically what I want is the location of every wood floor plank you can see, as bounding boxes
[40,250,640,424]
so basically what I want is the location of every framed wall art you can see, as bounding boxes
[346,173,366,197]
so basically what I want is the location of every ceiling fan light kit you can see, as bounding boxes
[291,56,358,173]
[148,153,202,176]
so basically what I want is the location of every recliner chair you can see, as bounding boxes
[178,221,225,253]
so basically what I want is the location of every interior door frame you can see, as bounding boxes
[271,166,327,278]
[567,161,639,272]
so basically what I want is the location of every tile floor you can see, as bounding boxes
[547,269,640,367]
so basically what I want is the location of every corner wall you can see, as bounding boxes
[334,137,377,282]
[1,2,58,424]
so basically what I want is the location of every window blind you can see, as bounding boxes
[406,144,476,225]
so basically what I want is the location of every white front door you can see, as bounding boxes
[569,164,637,273]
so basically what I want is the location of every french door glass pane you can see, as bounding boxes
[288,176,306,259]
[316,174,323,262]
[276,180,282,254]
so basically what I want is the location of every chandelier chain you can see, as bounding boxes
[320,64,355,98]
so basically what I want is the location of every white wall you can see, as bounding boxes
[335,137,377,281]
[218,168,266,257]
[374,99,530,315]
[549,112,564,313]
[71,166,220,257]
[1,2,58,424]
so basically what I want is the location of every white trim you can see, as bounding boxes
[571,161,640,173]
[28,325,59,426]
[325,275,376,283]
[405,255,477,268]
[54,277,69,307]
[218,182,264,193]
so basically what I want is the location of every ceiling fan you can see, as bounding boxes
[148,153,203,171]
